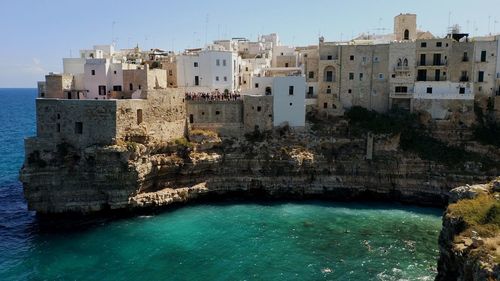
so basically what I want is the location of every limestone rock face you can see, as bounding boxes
[436,180,500,281]
[20,131,495,215]
[448,184,489,204]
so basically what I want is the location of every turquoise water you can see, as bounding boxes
[0,89,443,280]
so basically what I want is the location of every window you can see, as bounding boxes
[404,29,409,40]
[374,57,379,62]
[327,55,332,60]
[463,52,469,62]
[257,106,261,112]
[91,70,95,75]
[426,87,433,94]
[168,70,173,76]
[326,88,331,94]
[436,42,442,47]
[74,122,83,134]
[323,103,328,109]
[348,89,352,94]
[255,83,259,88]
[417,69,427,81]
[349,72,354,80]
[395,86,408,93]
[194,62,198,67]
[421,42,427,48]
[308,71,314,79]
[223,59,226,66]
[289,103,293,106]
[478,71,484,82]
[216,110,221,115]
[481,51,487,62]
[326,71,333,82]
[137,109,143,125]
[289,86,294,95]
[378,73,384,80]
[216,76,219,81]
[460,71,469,82]
[350,55,354,61]
[98,85,106,95]
[216,59,220,66]
[285,63,289,67]
[195,76,199,86]
[459,87,466,94]
[113,85,122,91]
[359,73,363,81]
[224,76,227,82]
[56,123,60,132]
[308,86,313,96]
[113,70,117,74]
[265,87,272,95]
[138,85,141,90]
[129,83,133,91]
[245,67,249,71]
[420,54,426,66]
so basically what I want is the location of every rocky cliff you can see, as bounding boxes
[20,123,497,215]
[436,180,500,281]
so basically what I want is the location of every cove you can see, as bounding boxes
[1,201,442,281]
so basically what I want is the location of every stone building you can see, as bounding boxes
[389,41,416,110]
[339,43,390,113]
[317,38,342,116]
[30,89,186,150]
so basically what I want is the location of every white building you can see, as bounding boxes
[243,75,306,127]
[176,49,240,92]
[414,81,474,100]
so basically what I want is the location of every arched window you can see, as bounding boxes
[397,59,402,67]
[403,58,408,67]
[404,29,410,40]
[324,66,335,82]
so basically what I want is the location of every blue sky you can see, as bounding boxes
[1,0,499,87]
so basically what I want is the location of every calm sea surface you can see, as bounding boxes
[0,88,443,280]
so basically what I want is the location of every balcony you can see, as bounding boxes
[459,76,469,82]
[462,56,469,62]
[394,66,410,72]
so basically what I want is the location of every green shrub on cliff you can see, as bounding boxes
[346,106,417,135]
[448,193,500,237]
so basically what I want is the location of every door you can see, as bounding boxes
[194,76,199,86]
[435,69,441,81]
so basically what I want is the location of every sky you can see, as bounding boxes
[0,0,499,87]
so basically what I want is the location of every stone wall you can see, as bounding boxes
[243,95,273,132]
[186,100,244,136]
[412,99,474,120]
[35,99,118,148]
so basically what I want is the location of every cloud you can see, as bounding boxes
[26,57,47,74]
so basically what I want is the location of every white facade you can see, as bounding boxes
[243,75,306,127]
[272,76,306,127]
[414,81,474,100]
[176,50,240,92]
[83,59,124,99]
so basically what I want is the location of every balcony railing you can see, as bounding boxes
[459,76,469,82]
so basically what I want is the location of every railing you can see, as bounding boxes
[394,66,410,71]
[459,77,469,82]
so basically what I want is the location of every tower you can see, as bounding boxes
[394,13,417,41]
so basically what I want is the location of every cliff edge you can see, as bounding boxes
[436,180,500,281]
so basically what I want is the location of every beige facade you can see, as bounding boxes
[339,44,390,113]
[160,56,178,88]
[34,89,186,149]
[473,40,498,100]
[243,95,273,132]
[317,39,342,116]
[416,38,453,82]
[122,66,167,98]
[394,14,417,41]
[41,73,85,99]
[388,42,416,110]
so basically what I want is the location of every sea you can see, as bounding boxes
[0,88,443,280]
